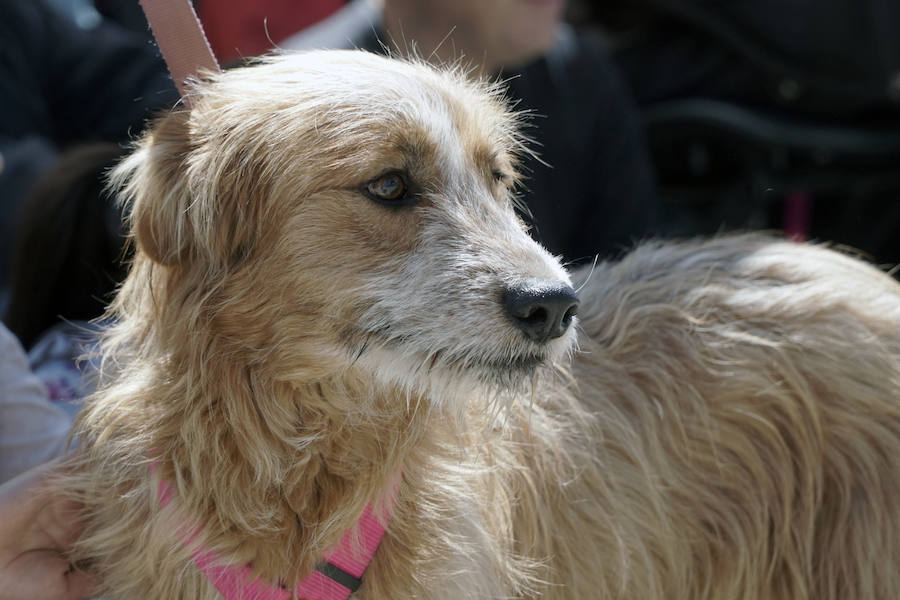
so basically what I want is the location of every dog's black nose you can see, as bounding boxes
[503,280,579,344]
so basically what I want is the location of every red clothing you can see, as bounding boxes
[198,0,344,64]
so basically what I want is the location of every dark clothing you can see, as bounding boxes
[346,25,662,264]
[501,29,661,263]
[595,0,900,266]
[603,0,900,123]
[0,0,178,289]
[0,0,176,145]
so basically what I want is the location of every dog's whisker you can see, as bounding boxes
[428,26,457,64]
[574,254,600,294]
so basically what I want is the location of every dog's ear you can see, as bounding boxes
[111,112,197,266]
[112,110,271,268]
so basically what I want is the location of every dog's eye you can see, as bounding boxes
[492,169,510,185]
[366,172,408,203]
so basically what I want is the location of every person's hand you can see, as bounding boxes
[0,459,97,600]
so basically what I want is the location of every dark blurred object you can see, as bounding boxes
[0,0,175,154]
[645,99,900,267]
[565,0,605,30]
[0,0,177,292]
[582,0,900,267]
[597,0,900,122]
[3,144,128,350]
[93,0,154,37]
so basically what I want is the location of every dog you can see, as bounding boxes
[58,50,900,599]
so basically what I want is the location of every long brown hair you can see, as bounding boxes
[4,143,128,348]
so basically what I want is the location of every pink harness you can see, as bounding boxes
[154,466,394,600]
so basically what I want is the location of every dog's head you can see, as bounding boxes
[113,50,577,406]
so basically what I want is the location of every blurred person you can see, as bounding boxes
[283,0,663,264]
[380,0,565,75]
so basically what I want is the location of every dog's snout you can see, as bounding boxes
[503,280,579,344]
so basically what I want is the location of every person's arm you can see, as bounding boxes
[0,459,97,600]
[0,323,71,484]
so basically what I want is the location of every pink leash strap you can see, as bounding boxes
[137,0,221,103]
[152,462,395,600]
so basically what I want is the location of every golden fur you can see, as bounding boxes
[57,50,900,599]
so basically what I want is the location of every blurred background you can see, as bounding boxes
[0,0,898,467]
[571,0,900,269]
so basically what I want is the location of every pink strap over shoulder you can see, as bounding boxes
[137,0,221,103]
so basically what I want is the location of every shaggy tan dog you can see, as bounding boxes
[60,50,900,599]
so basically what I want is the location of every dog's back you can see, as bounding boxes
[541,235,900,599]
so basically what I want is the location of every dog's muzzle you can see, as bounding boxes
[503,279,579,344]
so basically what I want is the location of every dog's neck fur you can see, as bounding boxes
[164,376,422,583]
[79,257,457,586]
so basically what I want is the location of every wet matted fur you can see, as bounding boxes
[58,50,900,599]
